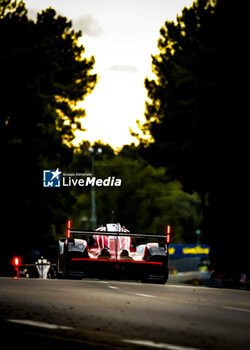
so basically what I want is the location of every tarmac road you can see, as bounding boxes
[0,277,250,350]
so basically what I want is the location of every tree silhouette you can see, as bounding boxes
[0,1,97,273]
[140,0,248,276]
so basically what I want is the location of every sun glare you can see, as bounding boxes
[73,66,148,150]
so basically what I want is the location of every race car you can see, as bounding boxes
[57,222,171,284]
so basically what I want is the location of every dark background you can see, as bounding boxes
[0,0,248,280]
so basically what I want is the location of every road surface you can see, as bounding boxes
[0,277,250,349]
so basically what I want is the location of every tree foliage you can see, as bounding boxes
[139,0,248,275]
[71,143,202,243]
[0,0,97,270]
[0,0,96,148]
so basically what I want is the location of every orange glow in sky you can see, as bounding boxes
[25,0,194,150]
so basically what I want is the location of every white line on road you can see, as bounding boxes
[123,339,201,350]
[223,306,250,313]
[135,293,155,298]
[6,319,74,330]
[166,284,201,289]
[108,285,119,289]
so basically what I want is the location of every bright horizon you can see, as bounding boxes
[24,0,194,150]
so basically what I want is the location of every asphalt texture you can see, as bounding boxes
[0,277,250,350]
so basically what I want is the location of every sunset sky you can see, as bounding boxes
[24,0,194,150]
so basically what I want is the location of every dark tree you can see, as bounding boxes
[140,0,248,276]
[0,1,97,272]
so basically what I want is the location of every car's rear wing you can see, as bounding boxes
[66,221,171,243]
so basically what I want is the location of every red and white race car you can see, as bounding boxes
[58,222,171,284]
